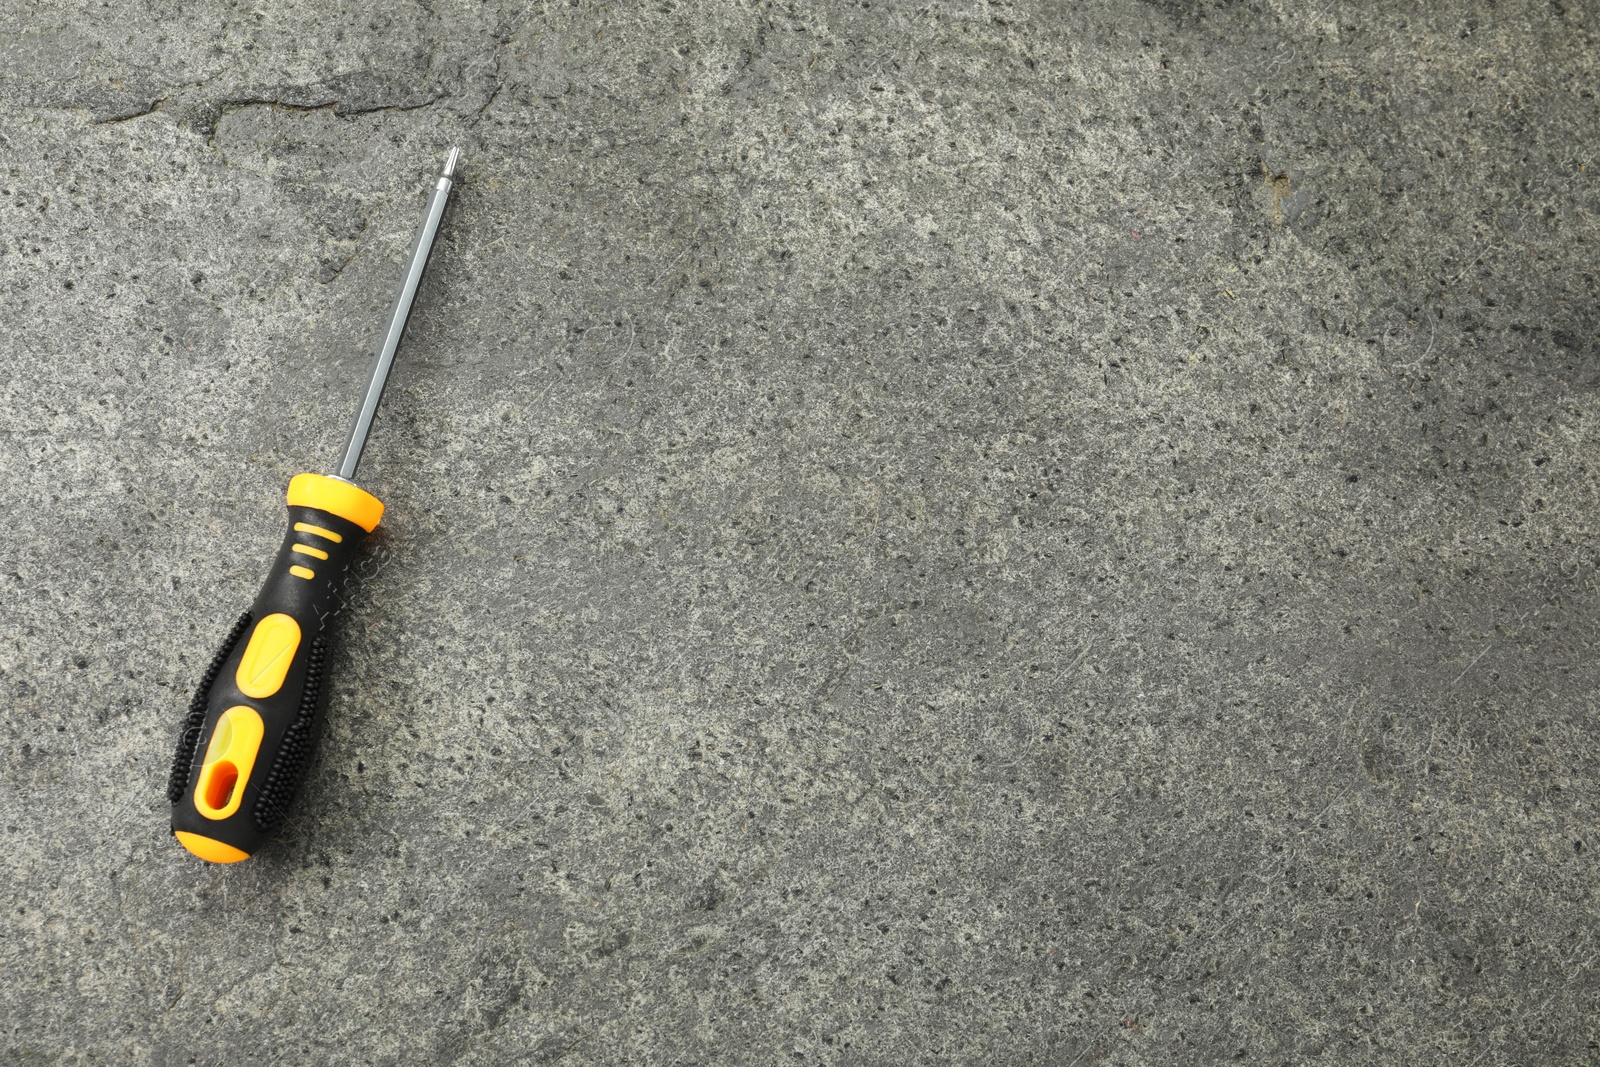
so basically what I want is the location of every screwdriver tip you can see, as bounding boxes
[442,147,461,178]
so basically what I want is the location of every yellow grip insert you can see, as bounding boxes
[193,706,265,821]
[293,521,343,543]
[287,473,384,532]
[236,613,302,699]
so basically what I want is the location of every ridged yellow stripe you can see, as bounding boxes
[293,521,343,544]
[292,544,329,560]
[289,565,316,580]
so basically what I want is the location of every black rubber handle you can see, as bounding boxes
[168,503,373,861]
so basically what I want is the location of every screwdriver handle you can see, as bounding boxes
[168,473,384,862]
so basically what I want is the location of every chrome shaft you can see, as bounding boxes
[336,147,460,481]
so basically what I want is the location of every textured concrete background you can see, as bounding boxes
[2,1,1598,1063]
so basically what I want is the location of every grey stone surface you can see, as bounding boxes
[1,0,1598,1063]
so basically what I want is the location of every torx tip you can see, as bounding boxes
[442,147,461,178]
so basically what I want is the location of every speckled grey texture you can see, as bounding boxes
[2,1,1599,1063]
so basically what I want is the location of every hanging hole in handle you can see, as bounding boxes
[193,706,264,820]
[204,761,240,811]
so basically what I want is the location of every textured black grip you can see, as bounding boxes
[169,504,372,858]
[253,635,326,831]
[167,611,253,802]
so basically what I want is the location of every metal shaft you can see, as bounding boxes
[336,147,460,481]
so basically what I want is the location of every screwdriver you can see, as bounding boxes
[167,148,461,863]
